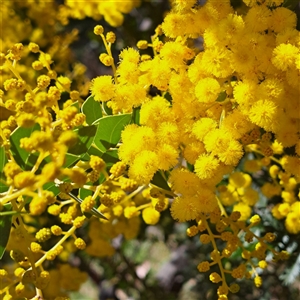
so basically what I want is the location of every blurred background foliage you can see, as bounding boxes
[1,1,300,299]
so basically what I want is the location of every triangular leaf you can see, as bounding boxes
[10,124,41,170]
[64,153,81,168]
[79,187,93,199]
[81,95,103,125]
[102,149,119,167]
[151,171,171,191]
[93,114,132,152]
[0,203,12,259]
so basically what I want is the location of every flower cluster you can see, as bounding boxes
[0,0,299,299]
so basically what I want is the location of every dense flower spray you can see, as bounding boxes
[0,0,299,299]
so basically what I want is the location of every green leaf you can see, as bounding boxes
[0,146,7,174]
[81,95,103,125]
[0,146,8,193]
[93,114,132,152]
[71,101,80,110]
[79,188,93,199]
[102,102,113,115]
[68,125,98,157]
[282,0,299,10]
[102,149,119,167]
[10,124,41,170]
[64,153,81,168]
[43,180,62,196]
[151,171,171,192]
[132,107,141,125]
[216,91,227,102]
[0,203,12,259]
[69,114,131,161]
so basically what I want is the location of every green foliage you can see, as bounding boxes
[0,146,8,193]
[0,204,12,259]
[81,95,103,125]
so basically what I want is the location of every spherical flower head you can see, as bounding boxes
[200,234,211,244]
[186,225,199,237]
[281,156,300,178]
[170,194,210,222]
[28,42,40,53]
[48,204,61,216]
[119,47,140,64]
[74,238,86,250]
[73,216,86,228]
[80,196,95,213]
[157,122,179,146]
[147,57,172,91]
[197,261,210,273]
[137,40,148,49]
[203,128,231,155]
[60,212,73,224]
[285,211,300,234]
[110,161,126,178]
[90,155,106,172]
[231,264,246,279]
[210,272,222,283]
[13,171,36,189]
[254,276,263,287]
[264,232,276,242]
[249,99,278,132]
[195,77,220,104]
[245,5,271,32]
[51,225,63,236]
[161,12,189,38]
[233,202,251,221]
[106,31,116,43]
[172,0,197,12]
[99,53,114,66]
[29,195,48,216]
[90,75,115,101]
[250,214,261,225]
[194,153,220,180]
[169,167,202,197]
[183,141,206,165]
[192,118,218,141]
[94,25,104,35]
[272,43,299,71]
[229,172,251,189]
[222,109,254,140]
[124,206,140,219]
[128,150,159,185]
[217,139,244,166]
[270,7,297,33]
[64,167,87,186]
[160,41,194,70]
[139,96,172,129]
[35,228,52,243]
[142,207,160,225]
[37,75,51,89]
[56,76,71,91]
[233,79,258,107]
[156,144,178,170]
[201,47,233,78]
